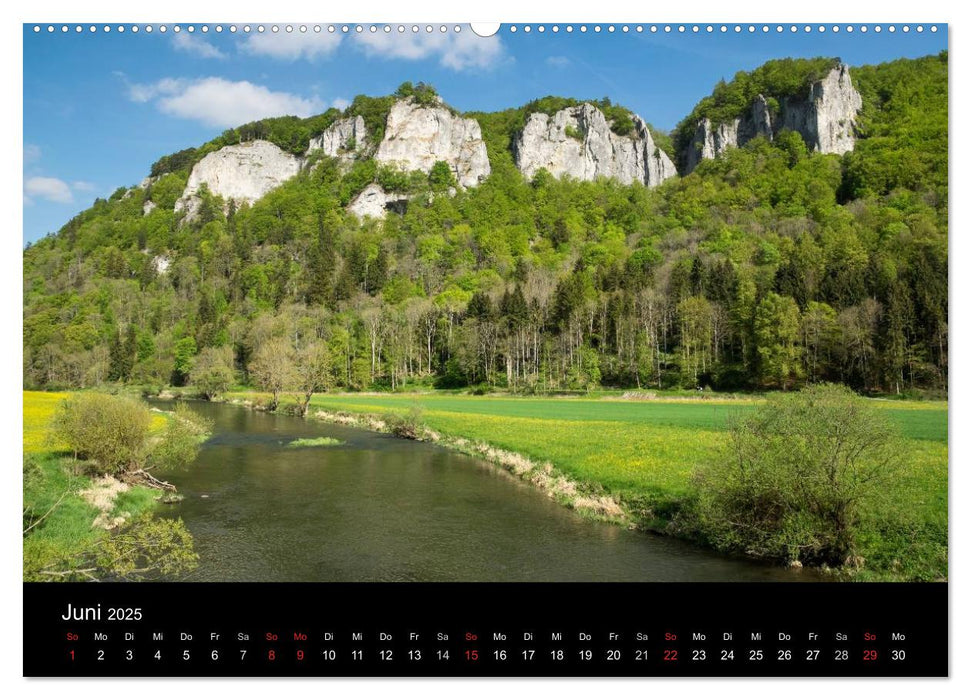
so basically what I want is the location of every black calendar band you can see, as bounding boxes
[23,582,947,677]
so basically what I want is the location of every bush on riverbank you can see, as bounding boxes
[384,404,425,439]
[687,384,906,569]
[52,393,151,473]
[52,393,210,477]
[147,402,213,471]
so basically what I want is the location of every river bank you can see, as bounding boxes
[151,397,810,582]
[228,397,632,527]
[217,392,810,578]
[216,390,947,582]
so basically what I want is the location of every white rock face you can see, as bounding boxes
[175,140,302,220]
[513,103,677,187]
[685,118,740,173]
[142,200,157,216]
[749,94,774,141]
[307,115,369,161]
[152,255,171,275]
[348,183,409,220]
[781,63,862,154]
[682,64,863,172]
[374,99,490,188]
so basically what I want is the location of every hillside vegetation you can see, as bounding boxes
[24,55,947,400]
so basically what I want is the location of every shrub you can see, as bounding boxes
[394,81,440,106]
[52,394,152,474]
[147,403,212,471]
[385,404,425,440]
[94,514,198,580]
[690,384,904,567]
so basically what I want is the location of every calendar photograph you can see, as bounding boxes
[22,22,947,589]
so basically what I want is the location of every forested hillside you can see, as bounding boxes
[23,53,948,397]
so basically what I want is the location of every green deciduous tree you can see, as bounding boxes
[172,337,198,387]
[754,292,802,389]
[294,340,334,416]
[249,338,297,411]
[190,346,236,400]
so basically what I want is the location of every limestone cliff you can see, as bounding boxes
[373,98,490,188]
[780,63,862,154]
[682,64,862,173]
[513,103,677,187]
[306,115,369,162]
[175,140,302,220]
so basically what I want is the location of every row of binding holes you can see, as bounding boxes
[32,24,940,34]
[508,25,937,33]
[32,25,465,34]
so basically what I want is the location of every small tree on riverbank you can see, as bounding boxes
[690,384,904,567]
[147,402,213,471]
[294,340,334,417]
[249,338,297,411]
[190,346,235,400]
[34,394,209,582]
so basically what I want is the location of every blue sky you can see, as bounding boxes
[23,23,947,244]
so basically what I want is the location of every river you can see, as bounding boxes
[154,400,813,582]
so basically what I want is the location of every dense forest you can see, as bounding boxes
[23,53,948,398]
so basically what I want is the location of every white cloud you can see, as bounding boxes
[440,30,505,71]
[24,176,73,204]
[331,97,350,111]
[241,31,342,61]
[126,77,325,128]
[72,181,96,192]
[354,28,505,71]
[355,31,442,62]
[24,144,41,164]
[126,76,185,103]
[546,55,571,68]
[173,32,226,60]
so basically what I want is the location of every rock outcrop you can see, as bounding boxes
[307,115,369,162]
[374,98,490,188]
[682,64,862,172]
[152,254,171,275]
[684,96,774,173]
[175,140,302,221]
[347,183,409,220]
[513,103,677,187]
[780,63,863,154]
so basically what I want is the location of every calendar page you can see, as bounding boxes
[21,19,948,677]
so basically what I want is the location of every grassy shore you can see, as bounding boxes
[225,389,947,581]
[23,391,167,580]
